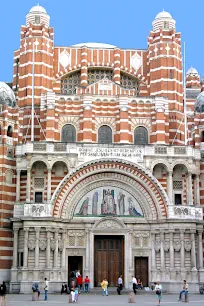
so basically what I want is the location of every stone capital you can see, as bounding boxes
[23,227,29,232]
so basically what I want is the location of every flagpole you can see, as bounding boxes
[183,41,187,146]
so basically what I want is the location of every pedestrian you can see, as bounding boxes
[77,274,82,293]
[137,279,143,289]
[84,276,90,293]
[117,275,123,295]
[101,278,108,296]
[155,281,162,306]
[178,280,188,302]
[44,278,49,301]
[76,270,80,278]
[132,276,137,294]
[74,287,79,302]
[32,281,40,299]
[70,288,75,303]
[0,281,7,306]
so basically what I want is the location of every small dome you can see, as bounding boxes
[195,92,204,113]
[29,5,47,14]
[186,67,199,76]
[0,82,16,107]
[155,11,172,19]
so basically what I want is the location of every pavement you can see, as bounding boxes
[4,293,204,306]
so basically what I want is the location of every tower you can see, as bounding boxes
[148,11,184,145]
[13,5,54,142]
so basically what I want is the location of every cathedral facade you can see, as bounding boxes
[0,5,204,293]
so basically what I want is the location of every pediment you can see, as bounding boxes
[93,217,126,230]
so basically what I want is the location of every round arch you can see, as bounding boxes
[29,158,49,169]
[51,159,169,220]
[151,159,170,172]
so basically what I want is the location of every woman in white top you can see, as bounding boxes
[155,281,162,306]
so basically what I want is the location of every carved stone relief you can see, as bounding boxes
[163,240,170,252]
[39,239,47,251]
[154,240,160,252]
[58,240,64,251]
[50,239,56,251]
[184,241,191,251]
[174,241,181,251]
[28,238,36,250]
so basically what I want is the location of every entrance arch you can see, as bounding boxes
[51,159,168,220]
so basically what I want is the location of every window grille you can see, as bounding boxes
[77,237,84,246]
[34,178,44,189]
[120,73,139,93]
[88,69,113,85]
[173,180,183,190]
[69,236,75,246]
[154,146,167,154]
[61,71,81,95]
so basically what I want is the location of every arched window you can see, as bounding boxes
[61,124,76,143]
[134,127,148,145]
[98,125,112,144]
[7,125,13,137]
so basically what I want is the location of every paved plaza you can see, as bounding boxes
[4,293,204,306]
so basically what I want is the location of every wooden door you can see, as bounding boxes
[134,257,148,287]
[94,236,124,287]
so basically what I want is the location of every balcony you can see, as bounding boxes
[168,205,203,220]
[15,142,199,163]
[13,203,52,218]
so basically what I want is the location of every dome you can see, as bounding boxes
[155,11,172,19]
[152,10,175,32]
[0,82,16,107]
[72,42,116,49]
[29,5,47,14]
[194,92,204,113]
[186,67,199,76]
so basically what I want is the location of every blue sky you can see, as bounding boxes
[0,0,203,82]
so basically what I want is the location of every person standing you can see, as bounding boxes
[117,275,123,295]
[76,270,80,278]
[84,276,90,293]
[178,280,188,302]
[77,274,82,293]
[0,281,7,306]
[132,276,137,294]
[101,278,108,296]
[155,281,162,306]
[44,278,49,301]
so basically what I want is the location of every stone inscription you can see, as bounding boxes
[78,147,144,162]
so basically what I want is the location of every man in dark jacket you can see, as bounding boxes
[0,281,7,305]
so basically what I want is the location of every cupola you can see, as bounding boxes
[26,4,50,27]
[152,10,176,32]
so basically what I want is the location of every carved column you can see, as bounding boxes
[129,231,133,271]
[191,230,197,269]
[34,228,40,269]
[180,230,185,269]
[12,228,19,268]
[54,229,59,269]
[198,230,203,269]
[26,168,31,202]
[61,230,66,269]
[187,171,193,205]
[47,168,52,202]
[85,229,90,271]
[46,229,51,269]
[16,170,21,202]
[196,175,200,205]
[169,231,174,269]
[23,228,29,268]
[167,170,173,205]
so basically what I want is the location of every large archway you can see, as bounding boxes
[51,159,169,220]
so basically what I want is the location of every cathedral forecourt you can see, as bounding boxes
[0,5,203,293]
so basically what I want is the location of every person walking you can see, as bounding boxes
[0,281,7,306]
[101,278,108,296]
[77,274,82,293]
[44,278,49,301]
[155,281,162,306]
[178,280,188,302]
[132,276,137,294]
[84,276,90,293]
[117,275,123,295]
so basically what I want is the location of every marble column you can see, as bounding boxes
[196,175,200,205]
[12,228,19,268]
[61,230,66,269]
[129,231,133,271]
[16,170,21,202]
[191,230,197,269]
[180,230,185,269]
[46,229,51,269]
[34,229,40,269]
[26,168,31,203]
[54,229,59,269]
[151,232,156,270]
[47,169,52,202]
[169,230,176,280]
[23,228,29,268]
[85,230,90,271]
[167,170,173,205]
[187,171,193,205]
[198,230,203,269]
[160,232,165,270]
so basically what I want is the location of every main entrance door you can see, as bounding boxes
[134,257,148,287]
[94,235,124,287]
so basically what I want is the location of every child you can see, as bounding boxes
[70,288,75,303]
[74,287,79,302]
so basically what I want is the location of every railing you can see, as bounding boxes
[168,205,203,220]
